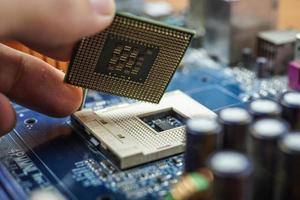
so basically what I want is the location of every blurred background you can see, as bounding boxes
[2,0,300,71]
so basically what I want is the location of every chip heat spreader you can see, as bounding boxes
[65,12,194,103]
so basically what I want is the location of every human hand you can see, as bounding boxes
[0,0,115,135]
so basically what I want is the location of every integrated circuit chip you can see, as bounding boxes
[140,109,187,132]
[72,91,215,169]
[65,13,194,103]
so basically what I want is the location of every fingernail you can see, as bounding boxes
[90,0,115,16]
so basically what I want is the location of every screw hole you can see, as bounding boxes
[98,196,113,200]
[24,118,37,125]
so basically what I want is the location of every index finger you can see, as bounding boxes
[0,44,83,117]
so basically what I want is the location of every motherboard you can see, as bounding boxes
[0,47,288,199]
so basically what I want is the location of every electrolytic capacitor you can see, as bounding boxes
[275,133,300,200]
[241,48,254,69]
[280,91,300,130]
[249,118,289,200]
[218,107,252,152]
[209,151,253,200]
[255,57,270,78]
[185,117,221,172]
[249,99,282,120]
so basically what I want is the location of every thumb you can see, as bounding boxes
[0,0,115,59]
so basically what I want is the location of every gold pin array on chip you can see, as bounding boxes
[65,12,194,103]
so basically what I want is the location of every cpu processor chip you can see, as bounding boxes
[65,13,194,103]
[72,91,215,169]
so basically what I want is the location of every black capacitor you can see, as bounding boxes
[241,48,254,69]
[255,57,270,78]
[218,107,252,152]
[209,151,253,200]
[185,117,221,172]
[250,118,289,200]
[249,99,282,120]
[275,133,300,200]
[280,91,300,130]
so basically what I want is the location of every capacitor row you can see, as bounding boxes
[166,91,300,200]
